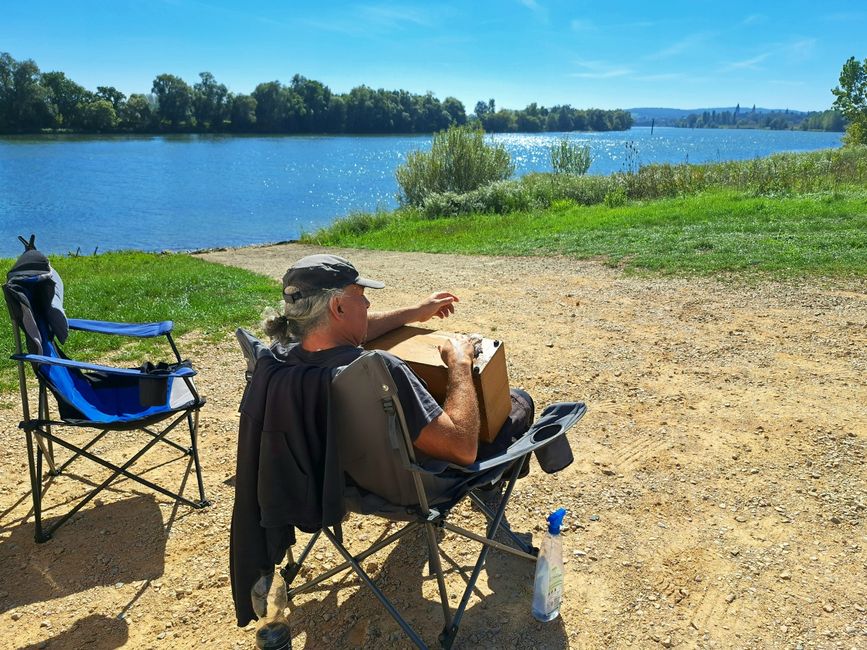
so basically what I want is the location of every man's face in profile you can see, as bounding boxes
[337,283,370,345]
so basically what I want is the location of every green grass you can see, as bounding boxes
[1,251,277,392]
[307,190,867,276]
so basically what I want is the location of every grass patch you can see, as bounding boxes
[1,251,277,392]
[304,190,867,277]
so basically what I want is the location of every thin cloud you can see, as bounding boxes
[784,38,815,62]
[518,0,549,22]
[302,4,438,37]
[724,52,771,71]
[646,33,709,60]
[569,61,633,79]
[357,4,435,28]
[722,37,816,73]
[636,72,687,82]
[742,14,766,26]
[822,11,867,22]
[570,19,595,31]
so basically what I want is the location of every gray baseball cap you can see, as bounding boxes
[282,254,385,302]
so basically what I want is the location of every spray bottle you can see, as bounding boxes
[532,508,566,622]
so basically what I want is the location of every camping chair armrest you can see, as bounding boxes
[67,318,174,338]
[458,401,587,473]
[11,353,197,378]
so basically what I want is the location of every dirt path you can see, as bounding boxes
[1,243,865,649]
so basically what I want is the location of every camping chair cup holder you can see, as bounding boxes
[234,328,586,649]
[4,236,210,543]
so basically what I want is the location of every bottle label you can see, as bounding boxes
[546,566,563,608]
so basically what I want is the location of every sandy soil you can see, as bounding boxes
[1,242,865,649]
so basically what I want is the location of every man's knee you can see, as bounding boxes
[509,388,534,432]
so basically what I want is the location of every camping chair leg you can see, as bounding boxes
[141,425,190,455]
[26,415,206,542]
[188,409,208,505]
[321,527,428,650]
[287,524,420,598]
[440,458,526,649]
[441,521,536,561]
[423,522,453,631]
[56,428,111,474]
[37,385,57,475]
[43,414,206,506]
[283,531,319,586]
[25,429,49,543]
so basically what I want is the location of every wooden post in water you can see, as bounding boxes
[650,118,655,135]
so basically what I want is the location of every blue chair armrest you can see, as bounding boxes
[67,318,174,338]
[11,353,197,378]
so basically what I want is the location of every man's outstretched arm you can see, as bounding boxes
[366,292,458,341]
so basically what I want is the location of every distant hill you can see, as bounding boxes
[629,106,807,126]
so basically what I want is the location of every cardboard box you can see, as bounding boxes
[364,326,511,443]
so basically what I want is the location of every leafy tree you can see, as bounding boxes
[326,94,346,132]
[193,72,229,129]
[442,96,466,126]
[291,74,331,132]
[252,81,288,132]
[483,109,516,132]
[395,125,514,206]
[0,52,15,130]
[42,71,91,128]
[832,56,867,145]
[96,85,126,112]
[0,54,54,131]
[122,93,154,130]
[152,73,193,128]
[79,99,118,131]
[229,93,256,131]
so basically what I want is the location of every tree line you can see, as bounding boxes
[473,99,633,132]
[0,52,632,135]
[674,103,844,131]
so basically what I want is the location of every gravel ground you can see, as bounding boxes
[1,243,865,649]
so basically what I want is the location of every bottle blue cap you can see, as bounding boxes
[548,508,567,534]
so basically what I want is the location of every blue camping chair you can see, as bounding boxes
[3,236,209,543]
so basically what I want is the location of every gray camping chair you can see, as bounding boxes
[236,328,585,649]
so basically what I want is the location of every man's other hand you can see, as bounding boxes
[414,292,459,322]
[438,337,474,370]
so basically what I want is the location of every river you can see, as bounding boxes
[0,127,843,258]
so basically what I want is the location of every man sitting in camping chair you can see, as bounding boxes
[262,254,544,468]
[231,254,581,648]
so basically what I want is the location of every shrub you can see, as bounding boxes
[395,125,514,206]
[550,139,592,175]
[603,185,627,208]
[421,181,539,218]
[521,173,612,206]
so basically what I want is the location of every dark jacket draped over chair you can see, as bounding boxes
[229,354,344,626]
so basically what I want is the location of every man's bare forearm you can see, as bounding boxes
[366,307,420,341]
[442,362,480,459]
[366,292,459,341]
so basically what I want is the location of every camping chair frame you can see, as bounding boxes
[9,317,210,543]
[281,456,536,649]
[238,337,584,650]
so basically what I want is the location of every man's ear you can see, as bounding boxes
[329,295,344,319]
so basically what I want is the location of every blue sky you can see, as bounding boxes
[2,1,863,112]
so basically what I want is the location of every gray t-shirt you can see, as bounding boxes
[276,343,443,441]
